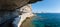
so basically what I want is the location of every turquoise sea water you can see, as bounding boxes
[32,13,60,27]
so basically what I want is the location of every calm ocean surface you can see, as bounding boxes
[32,13,60,27]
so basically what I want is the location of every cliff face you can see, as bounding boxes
[13,4,34,27]
[19,4,34,27]
[0,0,42,10]
[0,0,29,10]
[0,0,42,27]
[19,4,35,27]
[20,4,34,17]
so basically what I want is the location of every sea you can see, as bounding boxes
[32,13,60,27]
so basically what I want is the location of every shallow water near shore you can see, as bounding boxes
[31,13,60,27]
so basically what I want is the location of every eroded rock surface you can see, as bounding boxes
[13,4,34,27]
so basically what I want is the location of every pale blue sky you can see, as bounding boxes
[32,0,60,13]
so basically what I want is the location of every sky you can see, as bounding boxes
[32,0,60,13]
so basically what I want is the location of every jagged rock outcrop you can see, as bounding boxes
[0,0,42,10]
[0,0,30,10]
[19,4,36,27]
[20,4,34,17]
[20,4,34,26]
[0,0,42,27]
[13,4,34,27]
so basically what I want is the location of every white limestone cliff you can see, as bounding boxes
[20,4,34,17]
[13,4,34,27]
[19,4,34,27]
